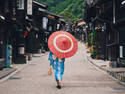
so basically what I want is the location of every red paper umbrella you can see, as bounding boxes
[48,31,78,58]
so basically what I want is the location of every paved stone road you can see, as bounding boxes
[0,42,125,94]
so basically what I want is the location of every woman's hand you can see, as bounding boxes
[52,55,57,60]
[58,58,62,62]
[58,57,63,62]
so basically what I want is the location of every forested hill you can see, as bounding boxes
[35,0,85,22]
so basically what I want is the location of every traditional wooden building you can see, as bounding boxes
[0,9,6,69]
[0,0,66,67]
[115,0,125,66]
[58,18,66,31]
[0,0,17,68]
[26,1,65,52]
[24,0,48,54]
[44,12,61,50]
[0,0,33,64]
[83,0,125,67]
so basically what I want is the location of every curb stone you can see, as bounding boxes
[0,53,45,83]
[87,56,125,86]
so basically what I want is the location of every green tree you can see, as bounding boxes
[35,0,85,22]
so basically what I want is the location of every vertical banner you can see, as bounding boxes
[57,24,60,30]
[17,0,24,10]
[43,17,48,30]
[27,0,33,15]
[120,46,123,58]
[113,0,116,24]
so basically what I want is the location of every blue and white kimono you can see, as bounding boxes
[48,51,65,82]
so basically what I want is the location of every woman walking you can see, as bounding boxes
[48,31,78,89]
[48,51,65,89]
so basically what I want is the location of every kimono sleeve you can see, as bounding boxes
[48,52,54,64]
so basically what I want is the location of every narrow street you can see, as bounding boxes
[0,42,125,94]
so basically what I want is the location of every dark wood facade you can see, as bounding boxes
[84,0,125,67]
[0,0,66,68]
[0,14,6,69]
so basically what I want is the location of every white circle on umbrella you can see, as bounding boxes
[53,34,74,53]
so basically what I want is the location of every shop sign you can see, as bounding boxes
[43,17,48,30]
[57,24,60,30]
[27,0,33,15]
[18,47,24,55]
[49,26,52,31]
[17,0,24,10]
[120,46,123,58]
